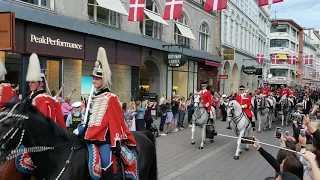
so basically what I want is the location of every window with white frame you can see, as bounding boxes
[174,14,190,47]
[88,0,119,28]
[224,15,228,42]
[139,0,161,39]
[19,0,53,9]
[199,23,209,52]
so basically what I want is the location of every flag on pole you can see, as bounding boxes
[287,55,296,64]
[256,54,264,64]
[258,0,283,7]
[163,0,183,20]
[271,55,279,64]
[204,0,227,12]
[304,55,313,64]
[128,0,145,21]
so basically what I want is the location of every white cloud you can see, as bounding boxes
[270,0,320,29]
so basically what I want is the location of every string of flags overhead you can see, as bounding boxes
[127,0,284,22]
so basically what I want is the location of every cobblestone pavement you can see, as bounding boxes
[154,116,292,180]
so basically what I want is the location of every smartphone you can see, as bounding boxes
[275,127,282,139]
[300,129,306,137]
[241,137,255,144]
[285,131,289,136]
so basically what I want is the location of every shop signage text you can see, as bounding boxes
[0,12,15,50]
[163,52,187,67]
[223,48,234,60]
[219,75,228,79]
[243,66,256,75]
[30,34,83,50]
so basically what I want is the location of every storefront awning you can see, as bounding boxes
[278,54,288,60]
[174,22,196,40]
[96,0,128,16]
[205,60,223,67]
[144,9,169,26]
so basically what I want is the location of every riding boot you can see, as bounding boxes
[102,167,114,180]
[209,118,218,135]
[114,153,123,180]
[249,117,256,131]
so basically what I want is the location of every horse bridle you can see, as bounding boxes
[0,103,83,180]
[227,105,244,125]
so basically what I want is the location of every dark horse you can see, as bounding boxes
[0,101,158,180]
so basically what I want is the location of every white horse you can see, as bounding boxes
[225,99,252,160]
[191,92,216,149]
[280,95,294,127]
[255,94,274,132]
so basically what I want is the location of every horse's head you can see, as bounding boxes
[226,100,237,122]
[280,95,288,108]
[193,93,202,108]
[256,95,264,109]
[0,101,71,163]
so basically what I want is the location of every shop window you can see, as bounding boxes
[174,14,190,48]
[270,24,289,33]
[88,0,119,28]
[199,23,209,52]
[172,62,189,99]
[18,0,53,9]
[270,39,289,48]
[270,69,287,77]
[139,0,161,39]
[0,51,23,97]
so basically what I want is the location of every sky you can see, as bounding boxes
[270,0,320,29]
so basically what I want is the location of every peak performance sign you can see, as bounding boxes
[26,24,84,59]
[30,34,83,50]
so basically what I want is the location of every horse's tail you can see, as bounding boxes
[142,131,158,180]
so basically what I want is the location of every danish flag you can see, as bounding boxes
[304,55,313,64]
[258,0,283,7]
[128,0,145,22]
[272,55,280,64]
[287,55,296,65]
[163,0,183,20]
[256,54,264,64]
[309,72,313,77]
[204,0,227,12]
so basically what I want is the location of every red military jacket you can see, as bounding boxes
[260,87,270,97]
[279,88,290,97]
[30,91,66,129]
[200,89,212,111]
[85,92,136,147]
[290,90,296,97]
[235,93,253,118]
[0,83,18,106]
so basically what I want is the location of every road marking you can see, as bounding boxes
[159,139,235,180]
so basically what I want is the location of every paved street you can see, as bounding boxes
[155,117,292,180]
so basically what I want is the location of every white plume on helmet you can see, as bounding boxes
[26,53,44,82]
[0,59,7,80]
[93,47,112,89]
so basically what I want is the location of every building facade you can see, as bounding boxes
[0,0,222,103]
[268,19,303,87]
[220,0,270,94]
[303,29,320,88]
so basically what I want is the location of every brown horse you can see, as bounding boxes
[0,160,30,180]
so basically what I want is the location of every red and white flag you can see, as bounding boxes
[256,54,264,64]
[309,72,313,77]
[318,72,320,77]
[272,55,279,64]
[258,0,283,7]
[304,55,313,64]
[204,0,227,12]
[163,0,183,20]
[128,0,145,21]
[287,55,296,64]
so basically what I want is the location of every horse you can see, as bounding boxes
[224,99,252,160]
[191,92,216,149]
[280,95,294,127]
[0,101,158,180]
[255,95,274,132]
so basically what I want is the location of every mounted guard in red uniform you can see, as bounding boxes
[199,82,214,120]
[73,47,137,180]
[227,85,256,131]
[279,85,290,98]
[260,81,270,98]
[0,59,18,108]
[25,53,66,129]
